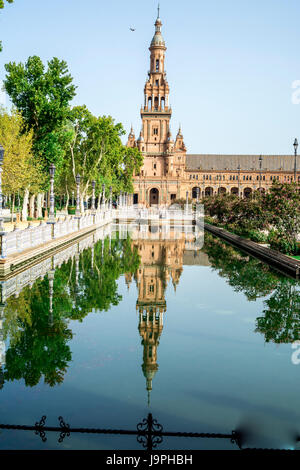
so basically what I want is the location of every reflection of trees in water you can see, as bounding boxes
[203,234,300,344]
[203,234,279,301]
[2,236,140,387]
[256,280,300,344]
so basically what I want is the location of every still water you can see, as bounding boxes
[0,223,299,450]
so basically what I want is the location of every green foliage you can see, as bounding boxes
[267,229,299,255]
[204,184,300,255]
[3,279,72,387]
[2,235,140,386]
[68,206,76,215]
[203,233,300,345]
[203,234,280,301]
[256,279,300,343]
[0,107,44,195]
[4,56,76,180]
[60,105,143,199]
[0,0,14,7]
[243,229,268,243]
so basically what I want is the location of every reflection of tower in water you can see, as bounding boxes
[134,237,184,404]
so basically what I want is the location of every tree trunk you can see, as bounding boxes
[64,186,69,212]
[85,194,90,210]
[80,195,84,214]
[29,194,35,218]
[11,193,15,223]
[22,188,30,221]
[36,193,44,218]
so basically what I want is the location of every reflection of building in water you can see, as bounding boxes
[133,235,185,403]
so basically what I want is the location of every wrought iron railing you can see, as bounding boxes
[0,413,297,451]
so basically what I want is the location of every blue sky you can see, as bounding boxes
[0,0,300,154]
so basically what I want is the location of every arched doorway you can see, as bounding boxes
[150,188,159,205]
[205,187,213,197]
[192,187,199,199]
[244,188,252,198]
[231,187,239,196]
[218,187,227,195]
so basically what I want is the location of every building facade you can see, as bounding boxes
[127,9,298,206]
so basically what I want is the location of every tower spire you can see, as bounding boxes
[157,3,160,19]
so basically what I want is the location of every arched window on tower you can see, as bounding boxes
[156,59,159,72]
[161,97,165,110]
[154,97,159,110]
[148,97,152,110]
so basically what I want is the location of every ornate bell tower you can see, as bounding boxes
[128,6,187,206]
[138,5,171,155]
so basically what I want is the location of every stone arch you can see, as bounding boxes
[205,187,214,197]
[257,187,266,193]
[192,187,199,199]
[149,187,159,205]
[231,187,239,195]
[244,187,252,198]
[218,187,227,195]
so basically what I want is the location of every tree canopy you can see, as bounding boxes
[0,107,44,212]
[4,56,76,179]
[58,105,143,203]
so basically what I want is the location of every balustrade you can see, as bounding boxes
[0,209,113,260]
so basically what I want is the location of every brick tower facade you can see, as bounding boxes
[127,7,187,207]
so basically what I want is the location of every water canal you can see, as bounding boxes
[0,223,299,450]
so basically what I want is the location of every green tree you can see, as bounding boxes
[264,182,300,254]
[4,56,76,174]
[0,107,44,219]
[4,55,76,218]
[61,106,143,210]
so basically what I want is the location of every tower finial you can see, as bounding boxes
[157,3,160,19]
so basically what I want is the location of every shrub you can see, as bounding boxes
[246,230,268,243]
[267,229,298,255]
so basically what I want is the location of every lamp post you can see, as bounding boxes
[75,174,81,217]
[91,180,96,212]
[294,138,298,183]
[48,163,56,223]
[237,165,241,197]
[196,187,200,203]
[259,155,263,191]
[0,145,4,232]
